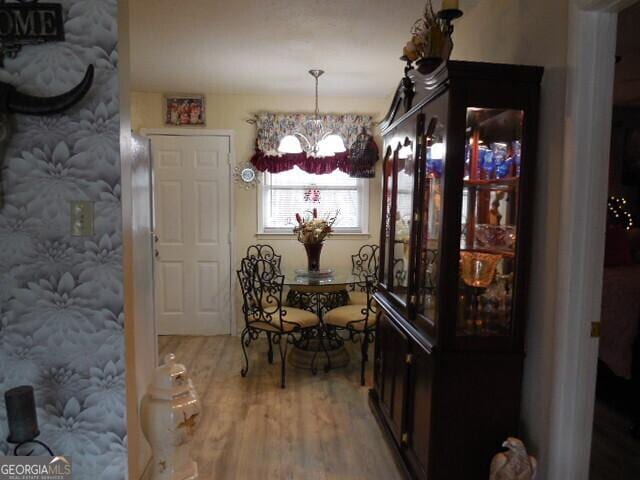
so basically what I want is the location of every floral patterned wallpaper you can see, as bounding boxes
[0,1,125,478]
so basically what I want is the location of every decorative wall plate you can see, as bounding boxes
[233,162,260,189]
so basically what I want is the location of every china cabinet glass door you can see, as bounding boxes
[456,107,524,337]
[380,147,394,288]
[389,133,417,305]
[415,97,447,332]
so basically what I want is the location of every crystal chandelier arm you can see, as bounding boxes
[294,132,312,151]
[320,131,334,140]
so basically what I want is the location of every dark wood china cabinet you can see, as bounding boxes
[371,60,543,480]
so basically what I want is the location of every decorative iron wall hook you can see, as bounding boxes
[0,64,95,208]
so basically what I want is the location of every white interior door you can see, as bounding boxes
[149,134,232,336]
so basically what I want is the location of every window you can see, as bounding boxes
[259,167,369,234]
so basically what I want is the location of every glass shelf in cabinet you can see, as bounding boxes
[460,247,515,259]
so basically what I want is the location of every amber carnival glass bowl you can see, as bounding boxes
[460,251,501,288]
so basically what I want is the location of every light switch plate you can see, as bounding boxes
[70,201,94,236]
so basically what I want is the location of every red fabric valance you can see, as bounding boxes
[250,150,350,175]
[250,136,379,178]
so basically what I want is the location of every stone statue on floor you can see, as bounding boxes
[490,437,537,480]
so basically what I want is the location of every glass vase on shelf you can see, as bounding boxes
[481,149,495,180]
[513,140,522,177]
[479,272,513,332]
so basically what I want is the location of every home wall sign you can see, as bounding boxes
[0,0,65,64]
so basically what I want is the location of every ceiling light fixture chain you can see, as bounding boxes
[309,69,324,119]
[276,69,346,158]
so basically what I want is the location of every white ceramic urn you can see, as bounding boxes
[141,353,201,480]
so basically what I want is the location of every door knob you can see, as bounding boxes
[154,234,159,243]
[155,249,160,259]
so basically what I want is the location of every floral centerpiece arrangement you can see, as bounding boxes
[293,208,339,271]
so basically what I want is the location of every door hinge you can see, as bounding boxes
[401,432,409,445]
[405,353,414,365]
[591,321,601,338]
[227,152,232,165]
[409,294,417,304]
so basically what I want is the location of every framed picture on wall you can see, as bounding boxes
[164,94,206,126]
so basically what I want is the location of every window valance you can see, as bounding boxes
[249,112,379,177]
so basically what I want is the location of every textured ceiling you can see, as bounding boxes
[129,0,478,97]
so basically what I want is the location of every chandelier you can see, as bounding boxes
[277,69,347,158]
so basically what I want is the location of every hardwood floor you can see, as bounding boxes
[158,335,403,480]
[589,360,640,480]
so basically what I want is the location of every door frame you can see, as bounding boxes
[547,1,637,478]
[141,128,237,337]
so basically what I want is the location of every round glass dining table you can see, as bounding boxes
[282,269,363,371]
[283,269,361,287]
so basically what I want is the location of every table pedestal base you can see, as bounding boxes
[288,339,350,370]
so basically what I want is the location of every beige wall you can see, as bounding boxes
[452,0,569,473]
[131,91,388,326]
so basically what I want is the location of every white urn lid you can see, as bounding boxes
[148,353,192,399]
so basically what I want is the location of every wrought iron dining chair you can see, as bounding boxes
[245,244,282,272]
[237,257,320,388]
[244,244,284,359]
[348,244,379,305]
[324,245,379,385]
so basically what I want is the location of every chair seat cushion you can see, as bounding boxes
[251,307,319,332]
[324,305,375,331]
[348,291,368,305]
